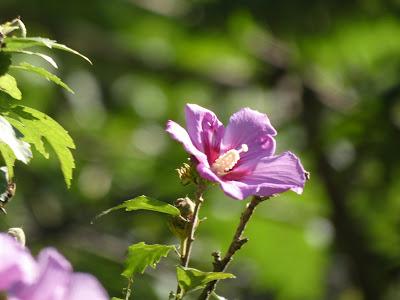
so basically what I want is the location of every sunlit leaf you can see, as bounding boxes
[211,292,228,300]
[0,101,75,187]
[11,62,74,93]
[2,48,58,68]
[0,116,31,165]
[176,266,235,294]
[0,74,21,100]
[93,195,180,221]
[4,37,92,64]
[122,242,175,278]
[0,143,16,179]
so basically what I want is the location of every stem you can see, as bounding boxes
[125,277,133,300]
[198,196,268,300]
[175,182,206,299]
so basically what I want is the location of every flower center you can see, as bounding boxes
[211,144,248,176]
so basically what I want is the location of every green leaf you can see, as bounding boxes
[0,143,16,179]
[93,195,180,221]
[4,37,92,64]
[0,115,32,165]
[0,52,12,76]
[211,292,228,300]
[0,167,8,190]
[176,266,235,294]
[0,101,75,187]
[0,74,21,100]
[1,48,58,68]
[122,242,175,278]
[11,63,74,93]
[111,298,123,300]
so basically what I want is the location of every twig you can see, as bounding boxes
[175,182,206,299]
[198,196,268,300]
[125,277,133,300]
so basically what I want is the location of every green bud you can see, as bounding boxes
[174,197,195,219]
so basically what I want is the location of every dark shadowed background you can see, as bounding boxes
[1,1,400,299]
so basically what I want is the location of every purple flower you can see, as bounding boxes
[0,233,108,300]
[166,104,307,200]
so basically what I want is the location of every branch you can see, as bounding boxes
[198,196,268,300]
[175,182,206,299]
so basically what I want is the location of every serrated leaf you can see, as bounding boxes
[176,266,235,294]
[0,101,75,187]
[11,63,74,93]
[122,242,175,278]
[0,116,31,165]
[93,195,180,221]
[2,48,58,68]
[4,37,92,64]
[0,74,22,100]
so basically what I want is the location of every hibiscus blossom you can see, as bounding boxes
[166,104,307,200]
[0,233,108,300]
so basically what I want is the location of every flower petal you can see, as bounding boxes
[66,273,108,300]
[240,151,307,197]
[166,120,208,165]
[221,108,277,166]
[0,234,37,291]
[196,164,248,200]
[12,248,72,300]
[185,104,225,164]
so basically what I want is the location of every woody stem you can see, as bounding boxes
[175,182,206,299]
[198,196,268,300]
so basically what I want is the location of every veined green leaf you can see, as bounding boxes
[0,101,75,187]
[1,48,58,68]
[176,266,235,295]
[11,63,74,93]
[4,37,92,64]
[93,195,180,221]
[0,74,21,100]
[111,298,123,300]
[122,242,175,278]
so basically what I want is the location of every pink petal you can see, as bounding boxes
[166,120,208,165]
[185,104,225,164]
[240,151,307,197]
[221,108,277,166]
[0,234,37,291]
[196,164,247,200]
[214,152,307,200]
[12,248,72,300]
[66,273,108,300]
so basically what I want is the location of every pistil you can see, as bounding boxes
[211,144,248,176]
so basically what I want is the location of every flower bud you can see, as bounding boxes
[8,227,26,246]
[168,216,189,240]
[174,197,195,220]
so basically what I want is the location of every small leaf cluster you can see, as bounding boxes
[96,195,235,299]
[0,18,91,186]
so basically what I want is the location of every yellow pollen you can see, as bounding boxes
[211,144,248,176]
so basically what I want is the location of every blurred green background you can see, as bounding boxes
[1,0,400,299]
